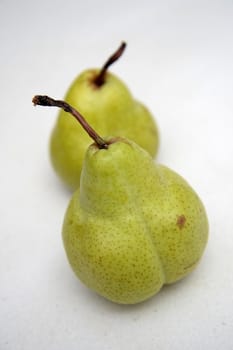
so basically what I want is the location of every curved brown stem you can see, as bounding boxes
[32,95,108,149]
[93,41,126,87]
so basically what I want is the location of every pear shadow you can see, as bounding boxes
[54,254,156,313]
[68,271,197,315]
[54,239,206,316]
[98,264,207,313]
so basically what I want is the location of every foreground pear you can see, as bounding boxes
[33,95,208,305]
[50,42,159,190]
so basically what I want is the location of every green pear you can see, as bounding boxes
[33,95,208,305]
[50,42,159,190]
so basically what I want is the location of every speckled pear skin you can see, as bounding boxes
[62,138,208,304]
[50,69,159,190]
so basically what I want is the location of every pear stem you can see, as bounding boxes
[32,95,108,149]
[93,42,126,87]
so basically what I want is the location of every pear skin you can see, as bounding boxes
[62,139,208,304]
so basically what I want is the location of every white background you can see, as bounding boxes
[1,0,233,349]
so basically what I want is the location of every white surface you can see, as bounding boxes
[1,1,233,349]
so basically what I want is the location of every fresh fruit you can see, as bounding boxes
[33,95,208,305]
[50,42,159,190]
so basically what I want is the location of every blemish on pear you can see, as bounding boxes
[177,215,186,229]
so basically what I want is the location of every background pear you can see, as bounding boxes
[50,42,159,190]
[33,96,208,305]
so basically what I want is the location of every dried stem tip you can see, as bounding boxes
[32,95,108,149]
[94,41,126,87]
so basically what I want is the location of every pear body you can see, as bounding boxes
[62,139,208,304]
[50,70,159,190]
